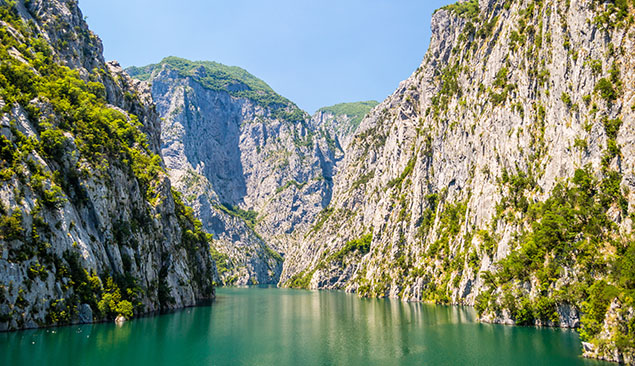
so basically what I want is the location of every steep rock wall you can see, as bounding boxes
[283,0,634,362]
[129,59,338,284]
[0,0,215,330]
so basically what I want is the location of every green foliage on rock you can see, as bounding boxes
[441,0,480,21]
[0,209,25,242]
[580,280,620,341]
[317,101,379,130]
[287,269,316,289]
[595,78,617,102]
[276,180,307,194]
[127,57,308,123]
[592,0,632,29]
[483,160,633,357]
[328,233,373,262]
[97,277,134,320]
[388,156,417,189]
[217,203,259,229]
[309,206,335,234]
[209,246,230,277]
[0,1,215,327]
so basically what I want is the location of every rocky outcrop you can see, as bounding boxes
[0,0,215,330]
[282,0,634,362]
[311,101,379,153]
[127,58,338,284]
[583,299,635,364]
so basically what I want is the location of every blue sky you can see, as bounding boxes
[79,0,454,113]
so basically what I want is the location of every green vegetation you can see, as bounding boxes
[0,1,214,326]
[480,160,633,352]
[592,0,632,29]
[60,250,144,322]
[593,63,623,105]
[0,5,165,205]
[327,234,373,263]
[602,117,623,170]
[288,233,373,289]
[595,78,617,102]
[217,203,259,229]
[209,246,230,277]
[266,246,284,263]
[287,268,316,289]
[317,101,379,130]
[351,171,374,190]
[276,180,307,194]
[430,63,462,117]
[309,206,335,234]
[588,59,603,75]
[171,190,215,299]
[127,57,308,123]
[0,209,25,241]
[579,280,620,340]
[215,203,274,263]
[388,156,417,189]
[97,277,134,320]
[426,200,468,259]
[439,63,462,99]
[441,0,480,21]
[489,67,515,106]
[561,92,572,108]
[416,193,439,240]
[493,67,509,89]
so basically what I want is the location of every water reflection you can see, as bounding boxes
[1,287,609,366]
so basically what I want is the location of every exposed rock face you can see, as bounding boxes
[311,101,379,153]
[583,299,635,364]
[128,58,338,284]
[282,0,634,362]
[0,0,215,330]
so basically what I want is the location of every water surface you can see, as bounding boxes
[1,287,609,365]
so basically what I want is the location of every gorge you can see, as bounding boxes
[0,0,634,364]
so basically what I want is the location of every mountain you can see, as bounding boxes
[312,101,379,151]
[2,0,633,363]
[127,57,339,285]
[281,0,635,362]
[0,0,215,330]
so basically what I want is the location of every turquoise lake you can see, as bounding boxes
[1,286,610,365]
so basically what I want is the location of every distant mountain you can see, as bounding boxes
[127,57,339,285]
[312,101,379,151]
[127,57,304,122]
[4,0,633,363]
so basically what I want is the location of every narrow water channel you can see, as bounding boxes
[1,287,610,365]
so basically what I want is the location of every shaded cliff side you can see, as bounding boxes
[128,58,339,284]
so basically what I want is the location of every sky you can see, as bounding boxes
[79,0,454,114]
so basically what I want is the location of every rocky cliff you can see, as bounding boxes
[127,58,338,285]
[0,0,215,330]
[282,0,635,362]
[311,101,379,153]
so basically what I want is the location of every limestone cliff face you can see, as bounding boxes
[311,101,379,154]
[0,0,215,330]
[128,58,337,284]
[282,0,634,362]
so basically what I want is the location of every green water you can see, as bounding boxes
[1,287,610,365]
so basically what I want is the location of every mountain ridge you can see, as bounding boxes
[1,0,634,363]
[126,57,355,285]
